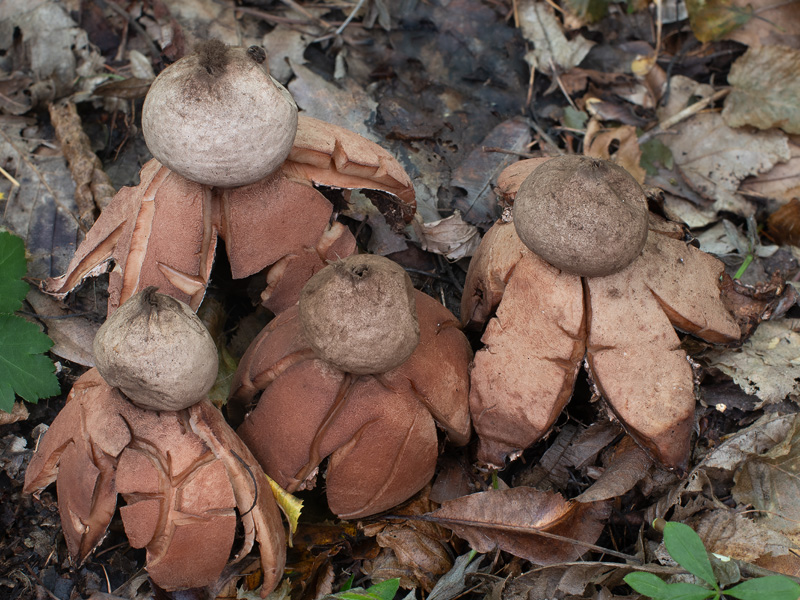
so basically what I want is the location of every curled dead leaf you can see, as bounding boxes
[422,487,611,564]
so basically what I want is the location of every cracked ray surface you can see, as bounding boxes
[43,116,414,315]
[230,291,472,519]
[462,215,740,472]
[24,369,286,596]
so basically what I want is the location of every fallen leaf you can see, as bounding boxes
[413,211,481,261]
[0,134,83,280]
[449,117,532,225]
[662,112,790,215]
[23,288,99,367]
[288,61,378,142]
[723,45,800,135]
[705,320,800,405]
[733,414,800,544]
[0,402,28,426]
[691,509,795,564]
[584,122,645,184]
[767,199,800,246]
[517,1,595,75]
[342,191,409,256]
[515,421,623,491]
[262,26,310,85]
[685,0,753,42]
[504,563,623,600]
[723,0,800,48]
[426,551,484,600]
[704,413,796,471]
[575,436,652,503]
[741,136,800,209]
[424,487,610,563]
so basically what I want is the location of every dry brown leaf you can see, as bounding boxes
[425,487,610,563]
[724,0,800,48]
[414,211,481,261]
[515,421,623,491]
[699,412,795,472]
[722,45,800,135]
[288,61,378,142]
[575,436,652,503]
[584,122,646,184]
[733,414,800,542]
[0,402,28,426]
[767,199,800,245]
[24,288,99,367]
[741,136,800,209]
[450,117,532,225]
[705,320,800,405]
[662,112,790,215]
[691,509,795,564]
[517,1,594,75]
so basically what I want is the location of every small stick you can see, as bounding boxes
[0,165,20,187]
[639,88,730,144]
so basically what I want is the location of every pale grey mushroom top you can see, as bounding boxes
[142,41,298,188]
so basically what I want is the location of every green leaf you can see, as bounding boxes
[563,106,589,131]
[0,315,60,412]
[330,579,400,600]
[0,231,29,314]
[625,572,670,597]
[640,137,674,176]
[724,575,800,600]
[657,582,717,600]
[663,522,719,590]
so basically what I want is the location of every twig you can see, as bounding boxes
[96,0,161,61]
[482,146,540,159]
[23,563,61,600]
[638,88,730,144]
[335,0,366,35]
[0,164,20,187]
[278,0,332,29]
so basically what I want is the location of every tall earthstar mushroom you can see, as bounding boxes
[462,156,741,472]
[43,40,415,314]
[24,288,286,595]
[229,255,472,519]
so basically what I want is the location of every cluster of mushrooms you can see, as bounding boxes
[24,40,742,596]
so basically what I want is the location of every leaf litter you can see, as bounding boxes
[3,0,800,598]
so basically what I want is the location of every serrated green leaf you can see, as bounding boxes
[0,231,30,314]
[657,582,717,600]
[0,315,60,412]
[664,522,719,590]
[724,575,800,600]
[625,572,670,596]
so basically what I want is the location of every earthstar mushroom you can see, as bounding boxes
[24,290,286,595]
[230,255,472,519]
[463,156,741,472]
[43,40,415,315]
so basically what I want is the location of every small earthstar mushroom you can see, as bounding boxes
[43,40,415,315]
[24,290,286,596]
[462,156,741,473]
[230,255,473,519]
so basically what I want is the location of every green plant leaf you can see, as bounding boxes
[724,575,800,600]
[625,572,670,597]
[0,315,60,412]
[684,0,752,42]
[657,582,717,600]
[640,137,674,176]
[0,231,29,314]
[663,522,719,590]
[330,579,400,600]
